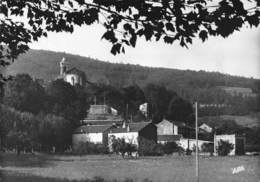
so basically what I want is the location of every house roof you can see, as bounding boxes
[73,125,112,134]
[157,135,182,142]
[109,122,152,133]
[66,67,86,78]
[156,119,185,127]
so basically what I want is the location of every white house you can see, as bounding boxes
[199,123,213,133]
[72,125,112,150]
[215,134,245,155]
[155,119,182,144]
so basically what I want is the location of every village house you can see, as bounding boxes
[199,123,213,133]
[107,122,157,151]
[72,104,124,149]
[155,119,182,144]
[215,134,245,155]
[72,125,113,150]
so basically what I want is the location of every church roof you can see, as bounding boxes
[65,67,86,77]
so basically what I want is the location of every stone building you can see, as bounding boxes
[58,57,86,87]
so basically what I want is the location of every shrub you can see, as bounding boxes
[163,142,179,154]
[110,137,137,157]
[138,137,164,156]
[217,140,234,156]
[201,143,214,153]
[74,142,108,155]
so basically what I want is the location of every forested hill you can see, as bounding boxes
[3,49,259,101]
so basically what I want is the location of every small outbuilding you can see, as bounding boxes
[215,134,245,155]
[72,125,113,150]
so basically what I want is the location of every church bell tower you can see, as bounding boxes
[60,57,68,75]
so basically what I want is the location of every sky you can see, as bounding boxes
[30,23,260,79]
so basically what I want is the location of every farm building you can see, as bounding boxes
[215,134,245,155]
[72,125,113,150]
[108,122,157,151]
[156,119,182,144]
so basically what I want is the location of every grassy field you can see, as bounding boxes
[0,153,259,182]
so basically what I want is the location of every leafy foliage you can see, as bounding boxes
[217,139,234,156]
[162,141,180,154]
[3,74,45,114]
[73,141,108,155]
[110,136,138,157]
[138,137,164,156]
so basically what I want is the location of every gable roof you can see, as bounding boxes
[156,119,186,127]
[156,119,172,126]
[65,67,86,78]
[109,122,152,133]
[73,125,112,134]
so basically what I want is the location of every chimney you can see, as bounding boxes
[122,121,126,128]
[127,124,130,132]
[60,57,67,75]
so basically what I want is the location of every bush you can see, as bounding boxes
[74,142,108,155]
[138,137,164,156]
[163,142,180,154]
[110,137,137,157]
[201,143,214,153]
[217,140,234,156]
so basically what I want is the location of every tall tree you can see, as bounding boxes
[167,95,194,125]
[45,79,85,124]
[122,84,145,117]
[144,84,174,122]
[3,74,45,114]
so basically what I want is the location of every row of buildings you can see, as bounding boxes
[58,57,245,155]
[72,104,245,155]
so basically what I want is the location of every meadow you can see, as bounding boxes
[0,153,259,182]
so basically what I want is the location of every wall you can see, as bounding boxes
[141,124,157,141]
[157,120,174,135]
[72,133,103,150]
[178,138,212,151]
[64,74,82,86]
[173,125,178,135]
[108,132,139,152]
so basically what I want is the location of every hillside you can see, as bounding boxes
[199,114,260,128]
[3,49,259,101]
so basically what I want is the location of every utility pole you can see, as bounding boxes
[126,103,129,123]
[195,102,199,182]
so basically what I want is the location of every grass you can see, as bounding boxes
[0,153,259,182]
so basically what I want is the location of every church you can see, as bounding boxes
[58,57,86,87]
